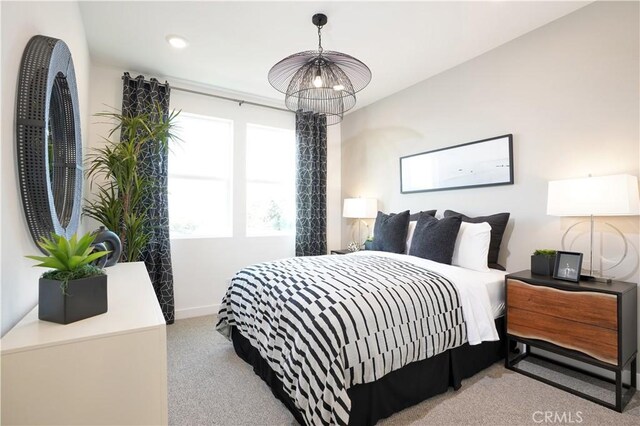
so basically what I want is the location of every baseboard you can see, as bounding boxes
[175,304,220,320]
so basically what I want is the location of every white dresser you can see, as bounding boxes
[1,262,168,425]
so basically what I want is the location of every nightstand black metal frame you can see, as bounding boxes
[505,270,637,412]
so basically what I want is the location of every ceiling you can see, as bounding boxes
[79,1,591,111]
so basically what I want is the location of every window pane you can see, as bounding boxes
[246,124,295,236]
[168,112,233,239]
[168,177,231,238]
[170,113,233,179]
[246,183,294,236]
[246,124,295,182]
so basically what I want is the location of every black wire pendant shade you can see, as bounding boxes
[268,13,371,125]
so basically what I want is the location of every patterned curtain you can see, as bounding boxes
[295,111,327,256]
[121,72,175,324]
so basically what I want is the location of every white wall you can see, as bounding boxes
[341,1,639,283]
[1,1,90,336]
[87,62,341,319]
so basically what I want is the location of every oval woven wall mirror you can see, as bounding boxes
[16,35,83,252]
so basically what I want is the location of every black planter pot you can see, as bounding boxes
[531,255,556,276]
[39,275,108,324]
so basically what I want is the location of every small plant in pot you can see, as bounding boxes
[26,233,110,324]
[531,249,557,276]
[364,236,374,251]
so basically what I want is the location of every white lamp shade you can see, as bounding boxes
[343,198,378,219]
[547,174,640,217]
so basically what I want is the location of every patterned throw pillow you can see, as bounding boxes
[371,210,410,253]
[408,215,462,264]
[405,211,437,253]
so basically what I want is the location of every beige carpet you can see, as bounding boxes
[168,315,640,425]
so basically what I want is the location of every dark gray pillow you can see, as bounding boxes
[372,210,410,253]
[443,210,510,268]
[408,215,462,264]
[409,210,437,221]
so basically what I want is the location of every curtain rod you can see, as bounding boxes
[120,74,291,113]
[172,86,291,113]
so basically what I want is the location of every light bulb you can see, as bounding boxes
[166,35,189,49]
[313,75,323,88]
[333,84,344,91]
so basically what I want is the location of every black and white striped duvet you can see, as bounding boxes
[217,254,467,425]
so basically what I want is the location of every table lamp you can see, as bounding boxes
[343,198,378,250]
[547,174,639,281]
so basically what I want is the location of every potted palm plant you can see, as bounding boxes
[531,249,557,276]
[26,233,110,324]
[84,105,179,263]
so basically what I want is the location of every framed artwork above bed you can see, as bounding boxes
[400,134,514,194]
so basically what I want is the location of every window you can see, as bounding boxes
[246,124,295,236]
[168,113,233,238]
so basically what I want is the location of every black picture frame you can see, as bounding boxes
[553,251,583,283]
[399,134,514,194]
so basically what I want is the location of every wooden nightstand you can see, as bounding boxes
[505,270,637,412]
[330,249,352,255]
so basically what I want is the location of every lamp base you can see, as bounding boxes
[579,274,613,283]
[347,241,360,252]
[561,219,628,285]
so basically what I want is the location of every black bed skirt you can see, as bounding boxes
[231,317,505,426]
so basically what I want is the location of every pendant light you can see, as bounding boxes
[268,13,371,125]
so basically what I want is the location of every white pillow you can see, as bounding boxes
[451,221,491,272]
[405,221,417,253]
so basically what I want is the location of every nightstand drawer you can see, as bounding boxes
[507,279,619,365]
[507,279,617,330]
[507,305,618,365]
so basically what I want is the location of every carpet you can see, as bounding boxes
[168,315,640,425]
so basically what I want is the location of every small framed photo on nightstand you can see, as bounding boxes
[553,251,583,283]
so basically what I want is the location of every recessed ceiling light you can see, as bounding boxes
[166,35,188,49]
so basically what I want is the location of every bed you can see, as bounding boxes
[216,250,507,425]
